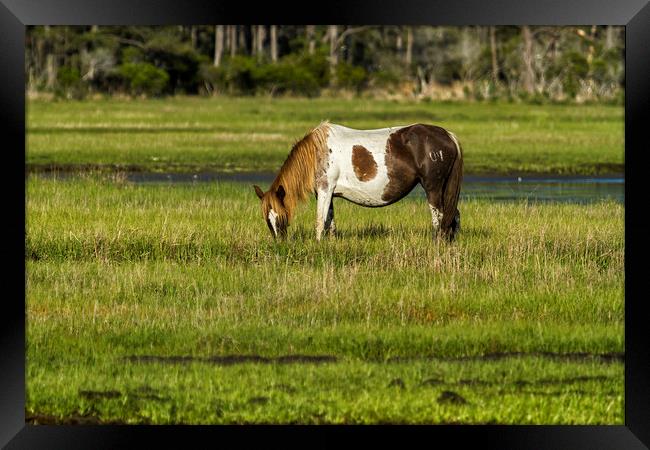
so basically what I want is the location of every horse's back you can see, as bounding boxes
[323,123,461,207]
[322,122,461,207]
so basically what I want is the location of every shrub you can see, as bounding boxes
[121,46,144,64]
[256,58,321,96]
[144,36,205,94]
[118,62,169,96]
[56,66,86,99]
[198,64,226,95]
[335,63,367,92]
[371,66,404,88]
[219,56,257,94]
[57,66,81,87]
[201,53,330,96]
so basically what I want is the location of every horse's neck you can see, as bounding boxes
[273,125,331,212]
[276,149,317,211]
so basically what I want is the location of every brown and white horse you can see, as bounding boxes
[254,121,463,241]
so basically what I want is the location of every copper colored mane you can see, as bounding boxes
[268,121,330,219]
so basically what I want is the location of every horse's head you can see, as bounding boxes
[254,184,289,239]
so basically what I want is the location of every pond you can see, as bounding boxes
[34,171,624,204]
[124,172,625,204]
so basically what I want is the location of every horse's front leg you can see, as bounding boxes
[324,201,336,237]
[315,189,334,241]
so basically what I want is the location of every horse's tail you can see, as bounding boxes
[441,131,463,232]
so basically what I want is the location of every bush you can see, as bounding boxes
[335,63,368,92]
[201,53,330,96]
[121,46,144,64]
[56,66,86,99]
[144,36,205,94]
[118,62,169,96]
[57,66,81,88]
[257,64,319,96]
[262,53,329,96]
[218,56,257,94]
[560,51,589,99]
[371,67,404,89]
[198,64,226,95]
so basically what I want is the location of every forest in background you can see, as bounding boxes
[26,25,624,102]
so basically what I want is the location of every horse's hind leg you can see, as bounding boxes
[446,208,461,241]
[424,189,444,240]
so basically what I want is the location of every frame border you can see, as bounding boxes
[3,1,648,447]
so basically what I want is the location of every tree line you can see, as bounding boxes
[25,25,624,102]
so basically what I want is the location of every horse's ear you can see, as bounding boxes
[253,185,264,200]
[276,185,286,202]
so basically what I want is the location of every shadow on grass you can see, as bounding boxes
[388,351,624,364]
[285,224,393,241]
[123,354,338,366]
[26,412,132,425]
[340,224,393,239]
[289,224,439,241]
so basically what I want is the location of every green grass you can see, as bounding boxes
[26,176,624,424]
[27,97,624,175]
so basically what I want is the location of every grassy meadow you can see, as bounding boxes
[26,175,624,424]
[27,97,624,175]
[25,98,624,424]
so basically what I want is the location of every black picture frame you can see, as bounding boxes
[3,0,648,447]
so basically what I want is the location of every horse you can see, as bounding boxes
[253,121,463,241]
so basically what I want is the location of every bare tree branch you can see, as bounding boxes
[335,26,372,48]
[116,37,145,49]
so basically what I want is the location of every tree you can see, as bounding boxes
[24,25,625,101]
[270,25,278,62]
[229,25,237,57]
[405,27,413,65]
[605,26,615,50]
[489,26,499,84]
[214,25,224,67]
[306,25,315,55]
[328,25,338,85]
[521,25,535,95]
[44,26,57,89]
[257,25,266,59]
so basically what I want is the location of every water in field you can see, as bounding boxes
[457,175,624,204]
[92,171,624,204]
[32,171,624,204]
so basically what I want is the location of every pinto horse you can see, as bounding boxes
[254,121,463,241]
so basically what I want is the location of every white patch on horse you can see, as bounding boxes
[325,124,410,207]
[429,204,443,235]
[446,131,462,158]
[268,209,278,235]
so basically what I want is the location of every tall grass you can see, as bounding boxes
[25,176,625,424]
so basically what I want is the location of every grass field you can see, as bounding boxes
[26,173,624,424]
[27,97,624,175]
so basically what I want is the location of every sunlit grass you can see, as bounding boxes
[26,176,624,424]
[26,97,624,174]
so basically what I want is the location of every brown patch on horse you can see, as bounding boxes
[351,145,377,181]
[315,147,332,191]
[382,125,463,237]
[382,128,419,203]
